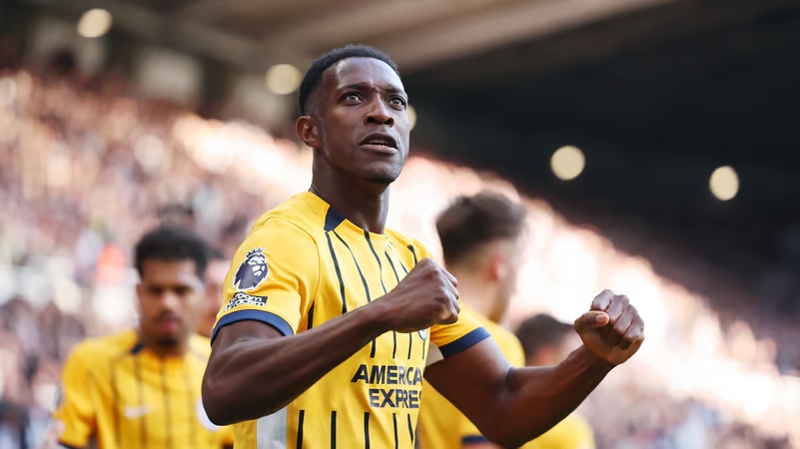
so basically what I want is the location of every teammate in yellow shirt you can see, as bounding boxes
[202,45,646,449]
[53,226,233,449]
[516,315,597,449]
[418,192,529,449]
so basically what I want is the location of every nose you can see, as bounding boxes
[365,98,394,127]
[162,291,180,311]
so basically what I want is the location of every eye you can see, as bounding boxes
[389,97,407,108]
[342,92,362,103]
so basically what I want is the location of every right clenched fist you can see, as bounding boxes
[375,258,461,333]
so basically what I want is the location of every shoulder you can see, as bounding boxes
[189,334,212,360]
[65,329,137,368]
[250,192,328,241]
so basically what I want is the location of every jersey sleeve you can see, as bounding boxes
[52,344,97,448]
[414,243,490,359]
[211,217,319,342]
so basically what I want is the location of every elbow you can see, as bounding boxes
[201,369,285,426]
[486,435,529,447]
[201,375,235,426]
[483,429,528,449]
[479,410,540,448]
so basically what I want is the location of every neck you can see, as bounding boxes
[449,267,501,323]
[311,158,391,233]
[138,332,188,358]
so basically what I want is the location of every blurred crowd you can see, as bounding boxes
[0,55,796,448]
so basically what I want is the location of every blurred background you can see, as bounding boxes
[1,0,799,447]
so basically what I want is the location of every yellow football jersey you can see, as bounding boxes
[523,414,595,449]
[53,329,233,449]
[212,191,489,449]
[418,306,526,448]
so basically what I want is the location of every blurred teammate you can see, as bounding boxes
[516,314,596,449]
[202,45,645,448]
[418,192,529,449]
[196,247,229,339]
[53,226,233,449]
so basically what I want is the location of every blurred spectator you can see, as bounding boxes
[0,64,795,448]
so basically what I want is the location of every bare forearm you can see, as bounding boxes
[203,305,388,425]
[491,346,613,446]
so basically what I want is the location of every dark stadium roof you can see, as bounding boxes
[403,0,800,310]
[17,0,671,71]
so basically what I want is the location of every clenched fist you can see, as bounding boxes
[374,258,461,333]
[574,289,645,365]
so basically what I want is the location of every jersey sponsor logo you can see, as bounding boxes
[222,292,268,313]
[351,364,424,409]
[233,247,269,291]
[124,404,154,419]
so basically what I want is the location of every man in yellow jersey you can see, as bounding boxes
[197,247,229,339]
[516,315,597,449]
[418,192,529,449]
[53,226,233,449]
[202,45,646,449]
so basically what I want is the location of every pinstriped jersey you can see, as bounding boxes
[53,329,234,449]
[419,306,526,448]
[212,191,489,449]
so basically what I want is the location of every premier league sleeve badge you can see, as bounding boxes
[233,248,269,291]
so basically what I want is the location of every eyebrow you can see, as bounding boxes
[338,82,407,97]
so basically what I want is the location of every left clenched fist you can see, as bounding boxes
[573,289,645,365]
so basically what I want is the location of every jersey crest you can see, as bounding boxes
[233,248,269,291]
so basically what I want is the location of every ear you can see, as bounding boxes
[296,116,320,149]
[488,253,508,282]
[135,283,144,310]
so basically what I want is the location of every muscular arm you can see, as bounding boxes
[202,304,389,425]
[202,257,460,426]
[426,339,612,448]
[429,291,643,448]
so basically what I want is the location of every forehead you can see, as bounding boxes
[323,57,404,93]
[140,259,199,284]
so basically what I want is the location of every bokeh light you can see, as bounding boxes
[710,165,739,201]
[551,145,585,181]
[77,9,113,39]
[265,64,302,95]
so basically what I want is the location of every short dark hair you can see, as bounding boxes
[206,246,225,261]
[298,44,400,115]
[515,314,574,360]
[436,192,526,266]
[134,226,209,279]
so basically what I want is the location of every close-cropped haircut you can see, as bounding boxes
[134,226,209,279]
[298,44,400,115]
[436,192,527,266]
[515,314,574,360]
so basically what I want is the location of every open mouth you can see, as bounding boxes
[360,133,398,151]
